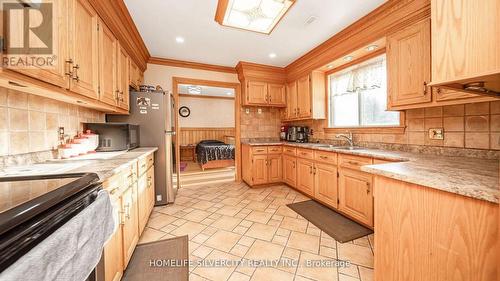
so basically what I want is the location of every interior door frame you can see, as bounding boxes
[172,77,242,184]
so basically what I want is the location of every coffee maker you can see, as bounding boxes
[296,127,310,143]
[286,126,298,142]
[280,125,289,141]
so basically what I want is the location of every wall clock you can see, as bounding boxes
[179,106,191,117]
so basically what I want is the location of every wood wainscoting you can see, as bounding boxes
[179,127,235,146]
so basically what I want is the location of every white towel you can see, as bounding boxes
[0,189,116,281]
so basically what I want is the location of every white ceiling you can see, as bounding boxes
[124,0,387,67]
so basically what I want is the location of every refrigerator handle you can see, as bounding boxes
[165,130,176,135]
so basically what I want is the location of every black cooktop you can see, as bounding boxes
[0,173,102,272]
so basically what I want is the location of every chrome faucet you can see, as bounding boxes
[335,132,354,147]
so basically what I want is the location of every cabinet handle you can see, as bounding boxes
[319,156,328,160]
[120,91,124,102]
[293,162,296,168]
[366,182,370,194]
[65,59,74,77]
[124,203,131,219]
[309,166,312,174]
[296,108,300,115]
[347,160,360,166]
[110,188,118,195]
[119,211,125,225]
[313,167,317,175]
[147,176,152,187]
[423,81,428,95]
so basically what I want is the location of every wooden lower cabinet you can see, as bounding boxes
[251,155,268,185]
[138,165,156,233]
[314,163,338,208]
[374,176,498,281]
[268,154,282,183]
[121,182,139,268]
[339,168,373,227]
[283,155,297,187]
[103,193,124,281]
[296,159,315,197]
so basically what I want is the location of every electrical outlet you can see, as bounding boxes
[428,128,444,140]
[245,108,250,114]
[258,108,262,114]
[156,195,162,202]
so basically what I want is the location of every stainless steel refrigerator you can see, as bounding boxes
[108,90,177,205]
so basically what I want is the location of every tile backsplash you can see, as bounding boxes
[292,101,500,151]
[0,87,105,157]
[240,107,281,139]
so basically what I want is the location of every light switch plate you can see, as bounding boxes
[245,108,250,114]
[428,128,444,140]
[257,108,262,114]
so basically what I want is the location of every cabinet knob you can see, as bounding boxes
[423,81,428,95]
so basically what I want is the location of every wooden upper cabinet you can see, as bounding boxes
[129,59,141,90]
[9,0,70,89]
[339,168,373,227]
[297,75,311,118]
[117,43,130,110]
[268,83,286,106]
[297,158,314,197]
[69,0,99,99]
[314,163,338,208]
[247,81,268,105]
[286,81,298,119]
[387,19,431,109]
[431,0,500,88]
[98,20,117,106]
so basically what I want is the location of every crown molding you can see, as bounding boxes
[149,57,237,74]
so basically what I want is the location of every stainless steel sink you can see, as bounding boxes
[331,146,365,151]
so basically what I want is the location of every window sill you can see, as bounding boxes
[324,126,406,134]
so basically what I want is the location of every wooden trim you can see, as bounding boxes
[173,77,242,183]
[325,48,386,76]
[285,0,431,80]
[178,93,235,100]
[201,159,235,171]
[89,0,150,71]
[149,57,236,74]
[324,126,406,134]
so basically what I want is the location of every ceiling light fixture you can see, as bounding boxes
[269,53,277,59]
[344,56,354,62]
[366,45,378,51]
[175,37,185,43]
[327,65,334,69]
[215,0,296,34]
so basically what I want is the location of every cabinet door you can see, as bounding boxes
[283,155,297,188]
[252,155,268,185]
[268,154,282,183]
[297,158,314,196]
[10,0,70,89]
[147,165,156,213]
[387,19,431,108]
[297,75,311,118]
[129,59,140,90]
[98,20,117,106]
[268,83,286,106]
[433,88,479,102]
[121,183,139,268]
[286,82,298,119]
[136,173,148,234]
[314,163,338,208]
[431,0,500,84]
[69,0,99,99]
[117,43,130,110]
[247,81,268,105]
[339,168,373,226]
[103,195,123,281]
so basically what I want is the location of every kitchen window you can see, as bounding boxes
[328,54,400,128]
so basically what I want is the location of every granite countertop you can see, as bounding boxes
[242,141,499,204]
[61,147,158,182]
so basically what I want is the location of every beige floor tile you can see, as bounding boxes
[184,209,212,222]
[293,275,315,281]
[221,197,242,206]
[170,221,206,237]
[216,205,243,216]
[192,233,211,244]
[239,220,253,227]
[280,217,308,233]
[287,232,320,254]
[296,252,338,281]
[146,214,177,229]
[138,227,166,244]
[321,236,337,249]
[192,245,214,259]
[192,200,215,210]
[251,268,295,281]
[276,228,291,237]
[245,223,278,241]
[246,200,271,211]
[211,215,242,231]
[233,226,249,235]
[202,226,218,236]
[172,219,187,226]
[337,243,374,268]
[159,224,177,233]
[245,240,284,261]
[358,266,374,281]
[272,235,288,246]
[245,210,273,224]
[201,218,216,226]
[340,274,360,281]
[275,205,298,218]
[228,271,251,281]
[282,247,300,260]
[204,230,242,252]
[193,250,240,281]
[230,244,250,257]
[320,246,338,259]
[238,236,255,247]
[339,264,359,279]
[235,259,256,276]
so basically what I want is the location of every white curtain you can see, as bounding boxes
[331,55,386,95]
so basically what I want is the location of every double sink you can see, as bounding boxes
[300,143,365,151]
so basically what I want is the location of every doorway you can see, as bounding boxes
[172,77,241,188]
